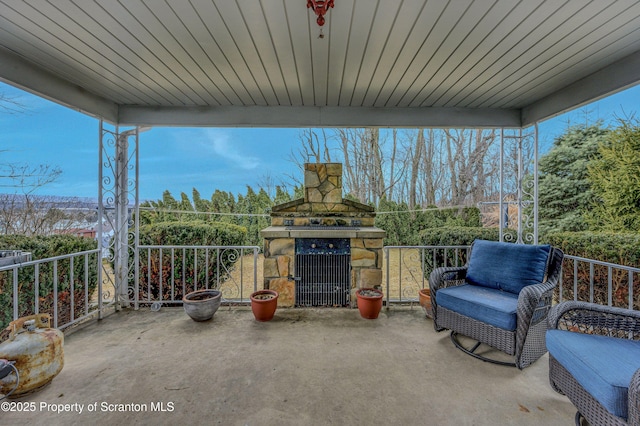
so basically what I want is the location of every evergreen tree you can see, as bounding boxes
[210,190,235,224]
[292,184,304,200]
[537,124,608,235]
[235,187,271,246]
[192,188,211,220]
[587,118,640,232]
[162,190,178,208]
[179,192,194,220]
[273,185,292,205]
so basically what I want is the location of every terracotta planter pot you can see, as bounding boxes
[183,289,222,322]
[356,288,383,319]
[418,288,432,318]
[250,290,279,322]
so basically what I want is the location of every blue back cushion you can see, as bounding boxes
[466,240,551,294]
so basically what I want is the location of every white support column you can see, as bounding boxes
[98,124,141,309]
[499,128,504,242]
[97,121,104,317]
[499,127,538,244]
[533,123,539,245]
[115,130,130,306]
[517,127,524,244]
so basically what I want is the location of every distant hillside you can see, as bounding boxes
[0,193,99,210]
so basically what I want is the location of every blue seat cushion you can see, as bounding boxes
[436,284,518,331]
[466,240,551,294]
[546,329,640,420]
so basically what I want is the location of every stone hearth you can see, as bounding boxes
[261,163,386,307]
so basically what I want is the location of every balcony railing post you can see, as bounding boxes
[35,263,40,315]
[70,257,75,323]
[53,260,58,327]
[253,247,258,295]
[12,267,18,321]
[385,247,390,308]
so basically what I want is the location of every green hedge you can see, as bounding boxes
[136,221,248,302]
[544,232,640,309]
[376,204,481,246]
[138,220,247,246]
[418,226,506,246]
[0,235,99,331]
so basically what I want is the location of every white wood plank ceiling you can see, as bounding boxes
[1,0,640,128]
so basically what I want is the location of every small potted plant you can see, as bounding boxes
[250,289,279,322]
[355,288,384,319]
[418,287,432,318]
[183,289,222,322]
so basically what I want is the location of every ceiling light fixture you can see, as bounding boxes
[307,0,334,27]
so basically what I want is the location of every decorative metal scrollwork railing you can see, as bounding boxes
[135,245,259,308]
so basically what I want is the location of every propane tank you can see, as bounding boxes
[0,314,64,397]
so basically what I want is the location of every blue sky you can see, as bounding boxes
[1,81,639,201]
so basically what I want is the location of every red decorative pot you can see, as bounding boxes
[250,290,279,322]
[356,288,384,319]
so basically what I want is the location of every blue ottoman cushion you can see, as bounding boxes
[466,240,551,294]
[436,284,519,331]
[546,329,640,420]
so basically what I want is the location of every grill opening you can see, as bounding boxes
[285,225,360,230]
[295,238,350,307]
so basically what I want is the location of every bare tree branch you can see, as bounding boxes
[0,92,28,114]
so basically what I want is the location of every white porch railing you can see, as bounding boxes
[560,254,639,310]
[383,245,470,304]
[3,245,638,332]
[0,249,114,331]
[383,246,640,311]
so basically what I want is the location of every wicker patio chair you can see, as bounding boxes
[429,240,564,369]
[547,301,640,426]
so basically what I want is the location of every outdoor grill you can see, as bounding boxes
[261,163,386,308]
[295,238,350,307]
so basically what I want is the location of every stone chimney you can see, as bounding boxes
[304,163,343,204]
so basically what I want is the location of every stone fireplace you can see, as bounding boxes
[261,163,386,307]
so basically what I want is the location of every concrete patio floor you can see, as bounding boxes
[3,306,576,425]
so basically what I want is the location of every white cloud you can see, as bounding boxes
[205,129,260,170]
